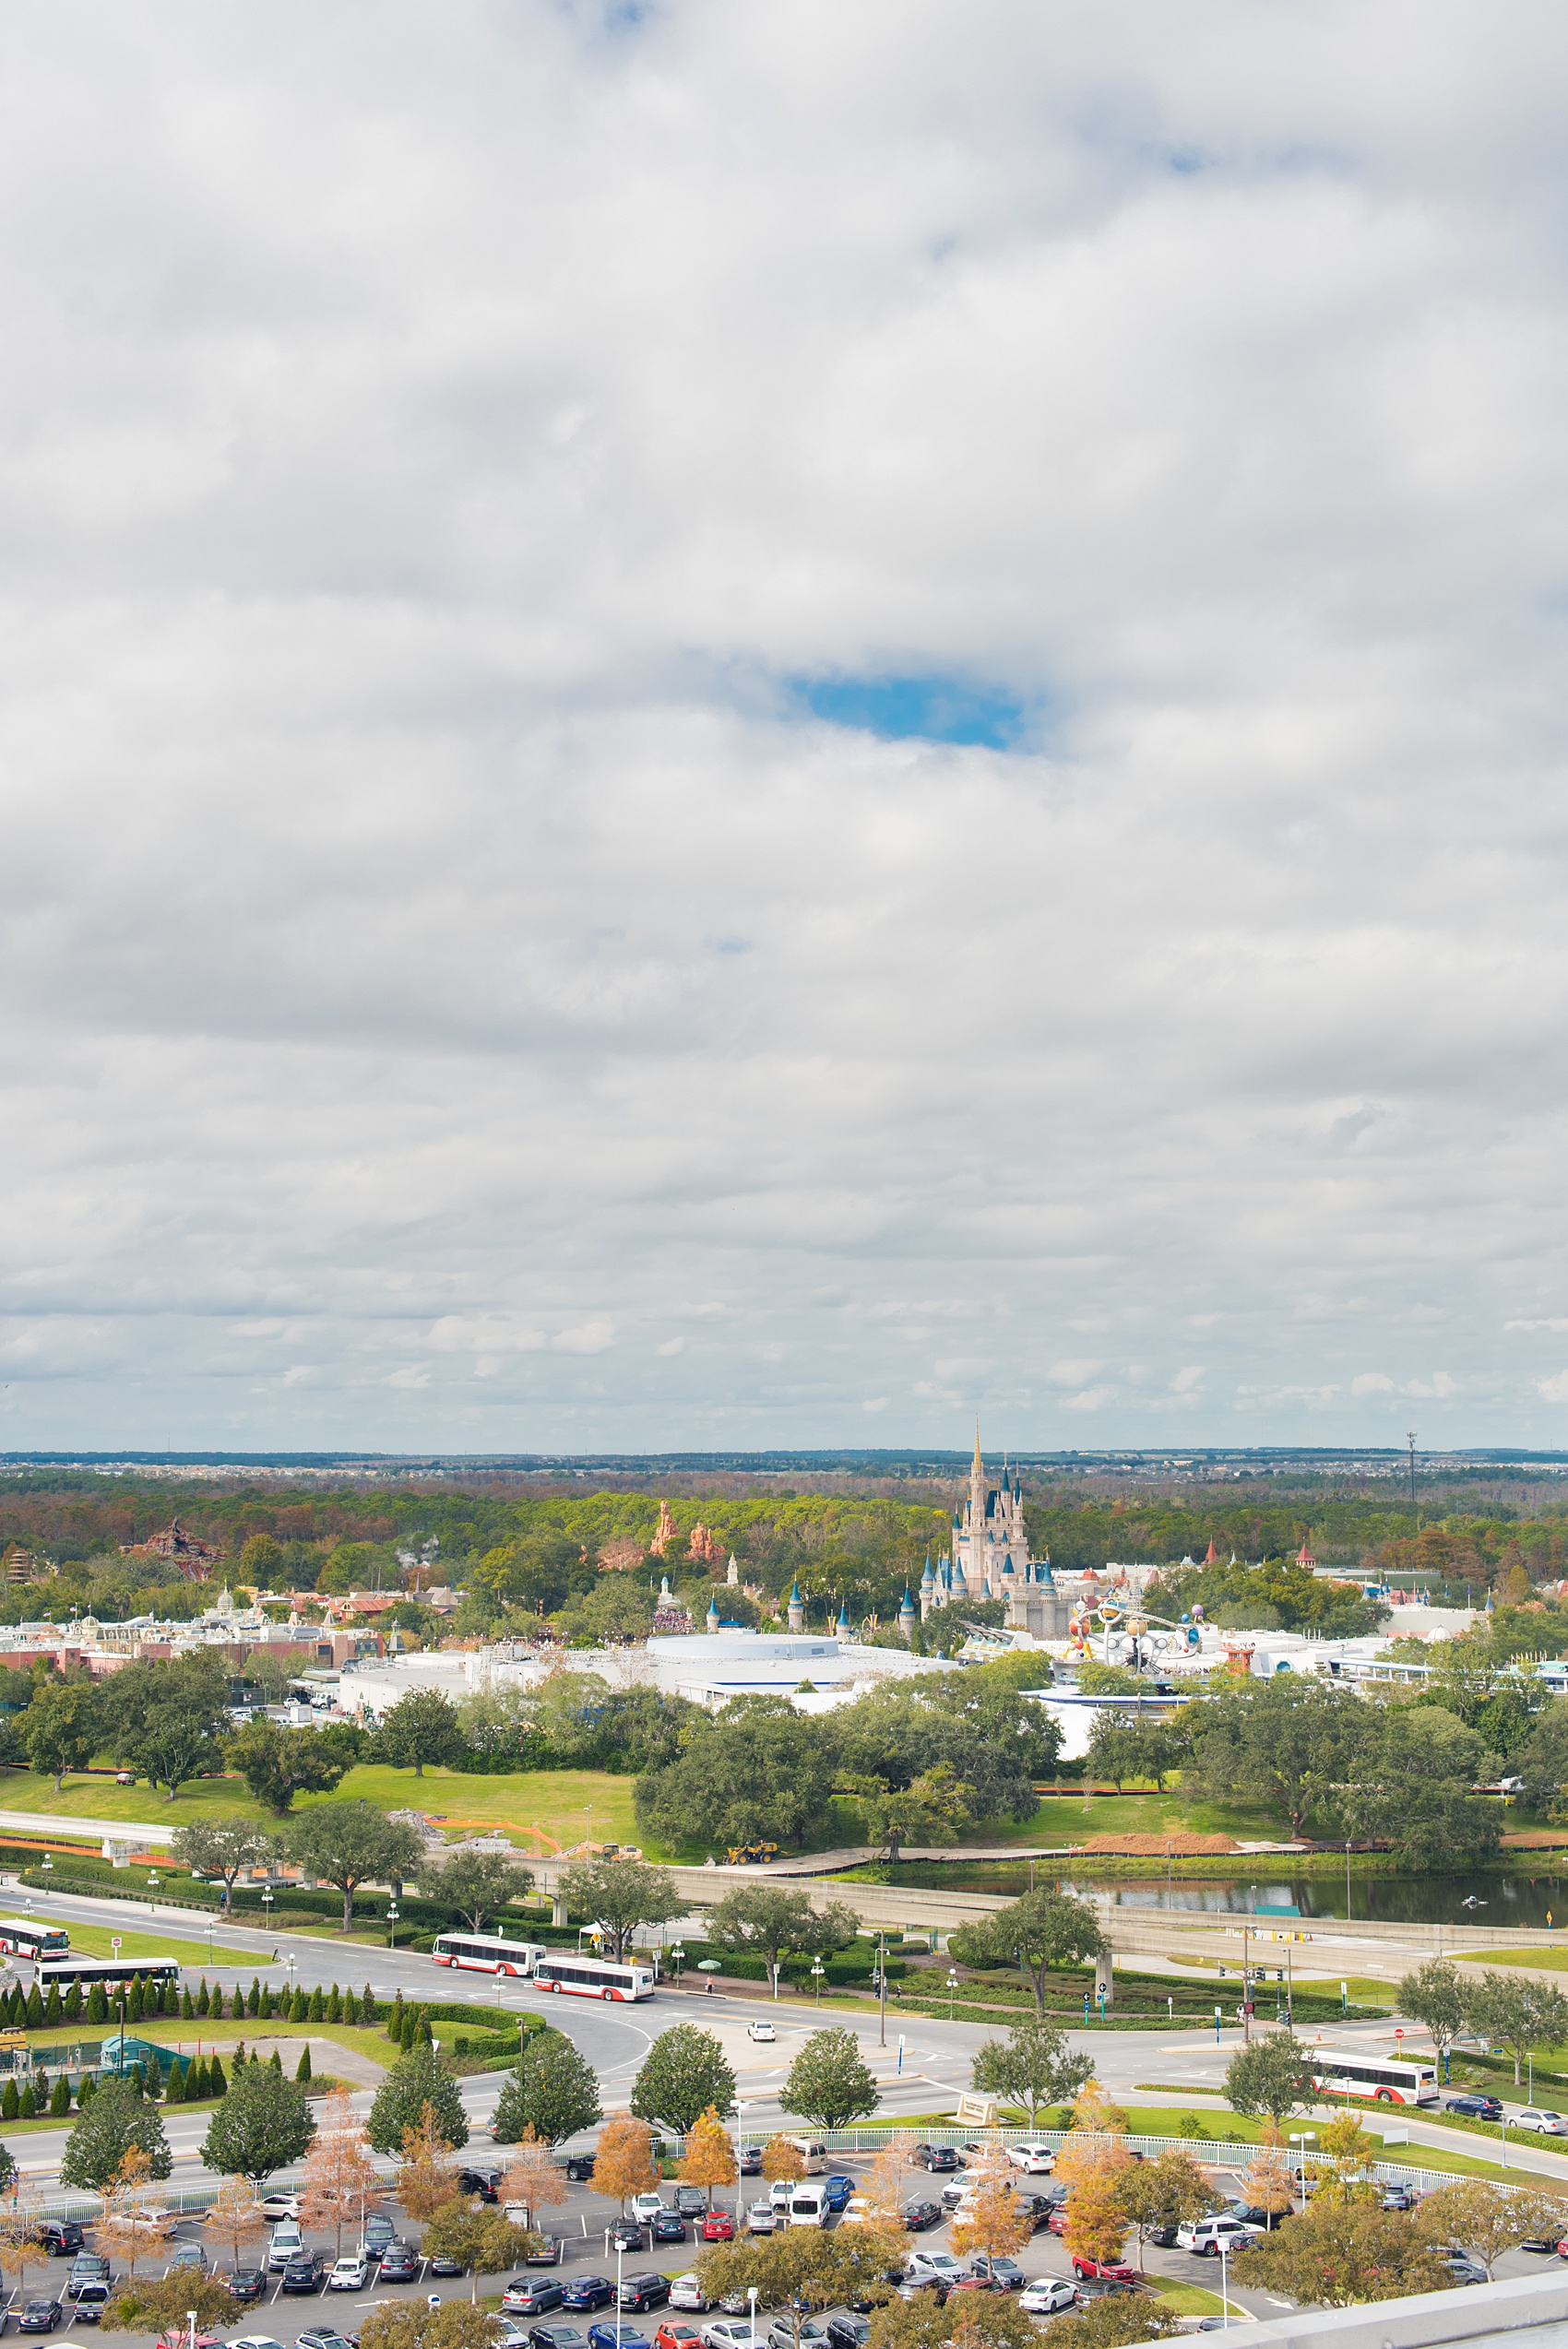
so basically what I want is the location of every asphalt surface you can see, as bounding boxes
[6,1886,1568,2348]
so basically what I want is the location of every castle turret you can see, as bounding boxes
[787,1579,804,1633]
[836,1598,851,1637]
[898,1587,917,1641]
[706,1592,720,1633]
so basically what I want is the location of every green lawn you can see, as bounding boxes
[1152,2285,1236,2317]
[1028,1789,1285,1843]
[1467,1946,1568,1971]
[0,1766,645,1852]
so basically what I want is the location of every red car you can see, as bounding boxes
[655,2327,705,2349]
[701,2213,735,2243]
[1070,2260,1138,2284]
[1046,2208,1072,2236]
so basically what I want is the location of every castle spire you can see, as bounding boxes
[972,1420,983,1478]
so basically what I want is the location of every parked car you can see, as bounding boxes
[826,2319,871,2349]
[968,2259,1026,2290]
[66,2261,113,2301]
[945,2278,1007,2300]
[1019,2282,1077,2316]
[293,2329,355,2349]
[823,2177,855,2213]
[654,2326,706,2349]
[1517,2108,1568,2136]
[1070,2259,1138,2284]
[164,2243,207,2275]
[905,2254,965,2288]
[267,2224,305,2272]
[674,2189,708,2218]
[612,2223,650,2253]
[429,2247,470,2278]
[619,2278,672,2315]
[376,2245,422,2284]
[16,2301,64,2332]
[564,2280,616,2312]
[505,2282,566,2315]
[38,2226,83,2260]
[1074,2278,1143,2302]
[747,2022,777,2042]
[1175,2217,1263,2258]
[701,2212,734,2243]
[766,2320,826,2349]
[259,2194,302,2222]
[588,2328,654,2349]
[1520,2231,1566,2254]
[528,2236,565,2267]
[667,2277,710,2313]
[1444,2094,1503,2121]
[1007,2144,1055,2175]
[364,2216,397,2253]
[747,2202,777,2233]
[632,2194,667,2224]
[281,2251,330,2294]
[531,2330,590,2349]
[904,2202,943,2233]
[653,2213,687,2245]
[738,2149,763,2177]
[559,2154,597,2181]
[70,2286,111,2327]
[1380,2188,1417,2213]
[700,2326,757,2349]
[230,2269,267,2304]
[911,2146,963,2173]
[460,2168,505,2201]
[1438,2250,1488,2286]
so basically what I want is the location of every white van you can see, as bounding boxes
[784,2138,827,2174]
[788,2184,829,2228]
[267,2224,303,2272]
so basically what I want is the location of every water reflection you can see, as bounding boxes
[877,1860,1568,1928]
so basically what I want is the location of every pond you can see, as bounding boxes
[870,1860,1568,1930]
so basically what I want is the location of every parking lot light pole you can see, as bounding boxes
[1219,2240,1229,2329]
[748,2285,758,2349]
[811,1963,824,2008]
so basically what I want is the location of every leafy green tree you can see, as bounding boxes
[558,1856,683,1961]
[1223,2032,1316,2123]
[1388,1781,1501,1871]
[366,2045,469,2155]
[1512,1698,1568,1818]
[969,2015,1092,2127]
[199,2058,315,2185]
[171,1819,270,1907]
[60,2078,172,2191]
[420,1845,535,1936]
[947,1890,1107,2015]
[780,2028,880,2130]
[1118,2150,1213,2270]
[100,2275,242,2336]
[23,1681,101,1793]
[1462,1970,1568,2086]
[1414,2178,1568,2280]
[702,1886,860,1986]
[1233,2199,1448,2307]
[492,2031,601,2145]
[630,2025,737,2134]
[279,1802,425,1931]
[374,1688,468,1776]
[1182,1678,1372,1839]
[419,2200,540,2281]
[224,1718,351,1816]
[98,1652,232,1797]
[634,1696,837,1852]
[843,1763,973,1864]
[1037,2298,1184,2349]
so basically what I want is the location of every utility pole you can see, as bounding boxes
[1408,1430,1418,1522]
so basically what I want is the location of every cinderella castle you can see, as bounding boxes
[919,1429,1067,1637]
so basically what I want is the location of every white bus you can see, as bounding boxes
[0,1922,68,1962]
[36,1956,180,1993]
[1311,2048,1438,2106]
[432,1933,551,1977]
[533,1953,655,2002]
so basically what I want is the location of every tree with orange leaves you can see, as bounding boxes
[300,2088,384,2256]
[590,2115,659,2213]
[0,2180,46,2306]
[398,2105,459,2223]
[759,2135,805,2184]
[95,2149,161,2286]
[201,2176,268,2274]
[501,2131,571,2227]
[679,2107,737,2210]
[948,2162,1032,2274]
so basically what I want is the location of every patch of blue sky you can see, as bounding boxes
[794,673,1026,750]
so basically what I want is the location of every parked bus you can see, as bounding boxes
[0,1922,68,1962]
[532,1953,655,2002]
[36,1956,180,1994]
[432,1933,551,1977]
[1310,2048,1438,2106]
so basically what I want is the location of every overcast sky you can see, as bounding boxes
[5,1,1568,1453]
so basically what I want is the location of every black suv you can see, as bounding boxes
[459,2168,504,2203]
[673,2188,707,2218]
[616,2277,670,2314]
[230,2269,267,2304]
[281,2251,329,2295]
[38,2227,83,2261]
[377,2245,422,2284]
[912,2146,962,2173]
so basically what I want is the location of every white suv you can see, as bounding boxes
[1176,2216,1263,2258]
[1006,2144,1055,2174]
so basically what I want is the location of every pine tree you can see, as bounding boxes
[76,2074,94,2107]
[149,1982,164,2017]
[327,1985,342,2023]
[4,2079,21,2122]
[43,1985,61,2026]
[412,2007,433,2047]
[195,2058,213,2100]
[259,1986,274,2021]
[307,1986,324,2023]
[295,2046,312,2083]
[64,1985,80,2023]
[289,1989,307,2024]
[388,1992,406,2046]
[247,1978,261,2017]
[182,1987,196,2021]
[209,2055,227,2100]
[48,2076,68,2118]
[6,1987,22,2029]
[164,2063,185,2106]
[126,1983,144,2025]
[18,2084,36,2119]
[24,1984,42,2029]
[87,1984,108,2026]
[34,2071,48,2108]
[359,1984,376,2024]
[269,2049,282,2074]
[198,1979,211,2016]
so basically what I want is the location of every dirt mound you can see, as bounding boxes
[1075,1831,1240,1856]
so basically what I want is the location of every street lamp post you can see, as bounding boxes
[671,1943,685,1988]
[386,1902,400,1950]
[1218,2238,1230,2330]
[1289,2131,1315,2192]
[878,1931,886,2048]
[946,1970,958,2022]
[811,1963,825,2008]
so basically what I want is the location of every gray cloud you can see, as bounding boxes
[0,2,1567,1445]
